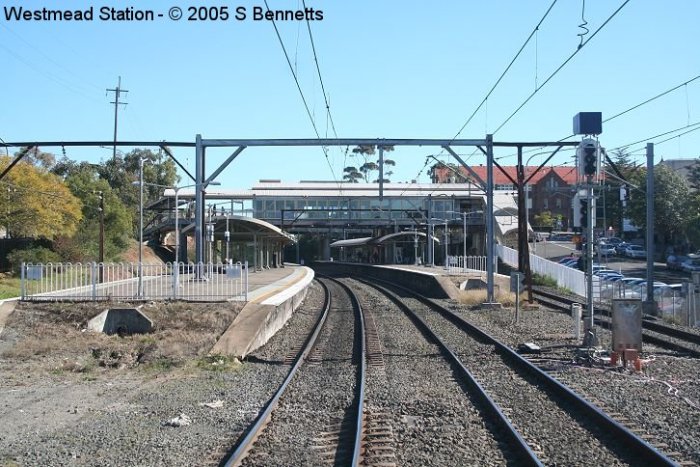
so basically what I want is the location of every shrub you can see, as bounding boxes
[6,246,61,272]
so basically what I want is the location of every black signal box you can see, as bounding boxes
[573,112,602,135]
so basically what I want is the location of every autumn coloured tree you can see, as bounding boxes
[0,156,82,240]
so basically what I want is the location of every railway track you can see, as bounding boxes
[356,277,677,466]
[222,277,365,466]
[532,287,700,357]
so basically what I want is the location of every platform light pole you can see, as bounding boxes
[133,180,220,297]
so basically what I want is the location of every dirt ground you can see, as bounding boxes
[0,300,243,386]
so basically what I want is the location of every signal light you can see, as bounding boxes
[577,138,599,178]
[579,199,588,231]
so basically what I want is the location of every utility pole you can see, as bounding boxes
[98,191,105,283]
[106,76,128,162]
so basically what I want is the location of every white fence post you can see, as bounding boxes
[91,262,97,300]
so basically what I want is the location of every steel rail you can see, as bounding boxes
[324,275,367,467]
[354,277,543,467]
[367,277,677,467]
[532,288,700,357]
[222,279,332,467]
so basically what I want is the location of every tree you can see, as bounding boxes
[53,162,133,261]
[533,211,555,229]
[344,145,395,183]
[0,156,82,240]
[625,163,692,255]
[98,148,179,236]
[600,148,638,234]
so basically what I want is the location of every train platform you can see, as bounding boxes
[212,263,315,358]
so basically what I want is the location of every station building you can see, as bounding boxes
[147,180,523,267]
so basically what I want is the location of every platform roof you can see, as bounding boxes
[330,231,439,248]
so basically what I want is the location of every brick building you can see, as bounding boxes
[430,164,579,230]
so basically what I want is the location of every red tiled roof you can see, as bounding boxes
[434,165,580,185]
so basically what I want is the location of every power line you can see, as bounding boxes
[264,0,341,188]
[451,0,559,141]
[492,0,631,136]
[300,0,349,175]
[499,73,700,163]
[612,121,700,154]
[604,74,700,123]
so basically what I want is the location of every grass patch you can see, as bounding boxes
[196,354,241,372]
[457,288,518,307]
[0,277,21,299]
[531,273,573,295]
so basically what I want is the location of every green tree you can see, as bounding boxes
[0,156,82,240]
[601,149,638,234]
[533,211,555,229]
[626,163,692,256]
[98,148,178,236]
[53,162,133,261]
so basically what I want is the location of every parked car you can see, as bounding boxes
[615,242,632,255]
[680,258,700,273]
[625,245,647,258]
[667,255,689,271]
[601,237,623,246]
[598,244,616,256]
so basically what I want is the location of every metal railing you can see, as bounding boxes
[20,261,249,302]
[446,255,487,274]
[497,245,599,299]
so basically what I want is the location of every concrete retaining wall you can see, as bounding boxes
[312,262,461,299]
[210,267,315,358]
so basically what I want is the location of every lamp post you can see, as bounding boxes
[133,180,220,297]
[430,218,448,268]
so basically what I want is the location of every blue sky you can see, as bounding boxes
[1,0,699,189]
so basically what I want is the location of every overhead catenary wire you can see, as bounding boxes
[450,0,559,142]
[494,71,700,164]
[400,0,560,200]
[491,0,631,136]
[300,0,350,176]
[263,0,341,189]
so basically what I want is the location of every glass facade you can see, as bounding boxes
[252,196,469,223]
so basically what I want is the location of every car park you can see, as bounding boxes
[680,257,700,273]
[598,244,616,256]
[615,242,631,255]
[601,237,623,246]
[625,245,646,258]
[667,255,689,271]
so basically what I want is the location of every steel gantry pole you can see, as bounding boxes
[645,143,656,314]
[485,134,497,305]
[462,212,466,269]
[138,157,144,297]
[194,134,205,278]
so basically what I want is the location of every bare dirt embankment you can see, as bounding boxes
[0,299,244,466]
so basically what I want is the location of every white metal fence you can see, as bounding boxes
[446,255,487,275]
[20,262,249,302]
[497,245,599,299]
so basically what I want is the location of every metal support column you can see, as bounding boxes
[194,134,205,277]
[584,176,597,346]
[644,143,657,315]
[485,134,497,304]
[427,194,433,266]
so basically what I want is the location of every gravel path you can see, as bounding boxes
[349,279,510,467]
